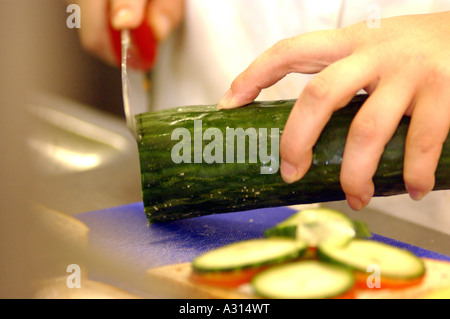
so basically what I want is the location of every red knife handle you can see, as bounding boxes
[108,8,158,71]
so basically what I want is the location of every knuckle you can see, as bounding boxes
[271,38,292,56]
[424,62,450,87]
[400,52,450,88]
[303,75,330,102]
[408,132,441,155]
[349,117,377,146]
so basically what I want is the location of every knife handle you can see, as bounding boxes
[108,7,158,71]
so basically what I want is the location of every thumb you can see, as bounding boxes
[110,0,147,30]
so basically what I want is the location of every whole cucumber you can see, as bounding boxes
[136,94,449,223]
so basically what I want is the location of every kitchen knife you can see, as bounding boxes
[108,10,158,139]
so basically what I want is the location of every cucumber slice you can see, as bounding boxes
[251,260,355,299]
[318,239,425,280]
[352,220,372,239]
[192,238,307,273]
[264,208,365,247]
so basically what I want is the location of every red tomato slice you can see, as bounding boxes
[354,271,425,290]
[190,267,267,288]
[330,288,357,299]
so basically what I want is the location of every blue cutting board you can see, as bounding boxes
[75,202,450,274]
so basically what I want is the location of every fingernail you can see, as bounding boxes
[280,160,298,184]
[408,189,424,201]
[112,8,134,29]
[217,89,234,110]
[346,195,364,211]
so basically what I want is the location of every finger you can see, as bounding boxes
[77,0,117,66]
[404,86,450,201]
[218,29,355,109]
[279,53,378,184]
[147,0,185,41]
[340,78,417,210]
[110,0,147,30]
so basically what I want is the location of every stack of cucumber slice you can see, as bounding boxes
[264,207,371,247]
[191,207,425,299]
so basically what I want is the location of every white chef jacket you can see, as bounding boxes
[147,0,450,234]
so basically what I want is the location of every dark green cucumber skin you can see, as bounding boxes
[136,94,450,223]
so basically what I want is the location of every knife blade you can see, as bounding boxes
[120,30,137,137]
[108,9,158,140]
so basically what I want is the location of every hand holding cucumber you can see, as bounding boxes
[218,12,450,211]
